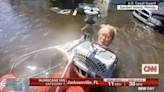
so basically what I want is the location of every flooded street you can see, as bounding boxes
[0,0,164,92]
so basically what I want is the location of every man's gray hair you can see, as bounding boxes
[98,24,117,40]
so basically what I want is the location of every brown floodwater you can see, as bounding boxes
[0,0,164,92]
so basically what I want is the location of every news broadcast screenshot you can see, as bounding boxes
[0,0,163,92]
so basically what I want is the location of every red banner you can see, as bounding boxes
[29,78,158,86]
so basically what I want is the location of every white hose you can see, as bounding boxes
[9,45,67,74]
[26,63,64,78]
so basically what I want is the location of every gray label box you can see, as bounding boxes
[134,86,158,91]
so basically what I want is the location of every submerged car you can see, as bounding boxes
[132,2,164,32]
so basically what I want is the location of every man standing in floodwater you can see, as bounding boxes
[37,24,117,92]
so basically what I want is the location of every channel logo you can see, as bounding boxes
[142,64,159,74]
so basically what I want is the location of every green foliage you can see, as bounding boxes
[82,0,94,3]
[45,0,59,7]
[46,0,95,7]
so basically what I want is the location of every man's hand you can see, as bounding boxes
[73,65,89,78]
[63,52,72,63]
[63,42,72,63]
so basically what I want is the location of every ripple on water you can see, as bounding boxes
[0,39,7,50]
[21,46,34,52]
[32,19,41,24]
[21,34,30,41]
[9,36,17,43]
[15,31,21,35]
[3,50,9,54]
[18,13,26,17]
[1,54,15,62]
[10,56,17,62]
[34,22,43,28]
[43,31,51,37]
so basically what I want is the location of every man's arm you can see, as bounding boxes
[62,40,79,63]
[63,42,71,63]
